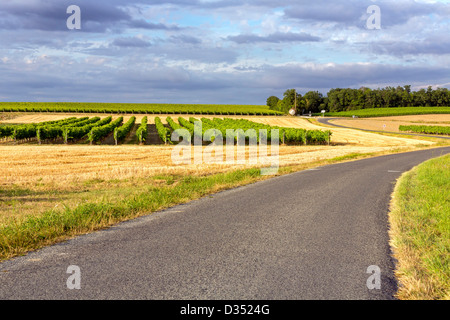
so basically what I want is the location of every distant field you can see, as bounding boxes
[319,107,450,118]
[399,125,450,136]
[0,102,282,116]
[330,114,450,134]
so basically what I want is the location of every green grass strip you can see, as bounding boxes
[389,154,450,300]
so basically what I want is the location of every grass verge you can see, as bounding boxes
[389,154,450,300]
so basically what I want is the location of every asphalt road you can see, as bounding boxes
[1,147,449,300]
[316,117,450,140]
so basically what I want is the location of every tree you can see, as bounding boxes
[326,88,344,112]
[426,86,434,106]
[303,91,323,113]
[269,85,448,114]
[275,99,292,114]
[280,89,302,114]
[400,85,412,107]
[432,88,449,106]
[266,96,280,110]
[413,89,427,106]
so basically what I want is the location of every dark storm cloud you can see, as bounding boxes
[127,19,181,31]
[112,37,152,48]
[81,36,237,64]
[227,32,321,44]
[259,63,450,90]
[284,0,448,28]
[168,35,202,45]
[0,0,181,33]
[1,58,449,104]
[366,36,450,57]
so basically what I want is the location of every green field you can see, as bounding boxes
[0,102,283,116]
[399,125,450,136]
[318,107,450,118]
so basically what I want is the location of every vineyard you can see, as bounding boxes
[317,107,450,118]
[0,116,332,145]
[176,117,332,145]
[0,102,283,116]
[399,125,450,136]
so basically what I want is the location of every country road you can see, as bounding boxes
[1,147,449,300]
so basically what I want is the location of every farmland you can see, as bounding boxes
[0,114,332,146]
[399,125,450,135]
[328,114,450,134]
[0,102,283,116]
[319,107,450,118]
[0,110,446,263]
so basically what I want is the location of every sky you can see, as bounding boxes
[0,0,449,105]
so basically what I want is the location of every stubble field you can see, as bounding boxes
[1,112,446,261]
[330,114,450,133]
[1,113,438,224]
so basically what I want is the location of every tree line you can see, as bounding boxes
[267,86,450,114]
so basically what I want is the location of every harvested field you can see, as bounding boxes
[0,142,430,188]
[331,115,450,133]
[0,112,439,226]
[0,113,433,147]
[247,117,431,146]
[0,140,435,225]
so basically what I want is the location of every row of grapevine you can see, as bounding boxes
[399,125,450,135]
[1,116,331,145]
[167,117,183,131]
[114,116,136,144]
[172,117,332,145]
[0,117,91,140]
[0,117,75,140]
[88,117,123,144]
[12,125,37,140]
[167,116,194,143]
[0,126,14,138]
[0,103,283,116]
[36,117,102,143]
[136,117,148,144]
[155,117,170,144]
[67,116,112,141]
[212,118,331,145]
[178,117,195,134]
